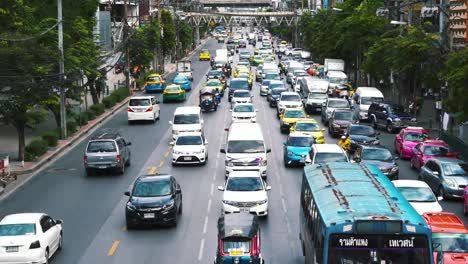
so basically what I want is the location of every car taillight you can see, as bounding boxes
[145,106,153,112]
[29,240,41,249]
[116,154,121,162]
[84,155,88,163]
[127,107,134,112]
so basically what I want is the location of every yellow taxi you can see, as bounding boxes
[279,108,307,134]
[144,73,165,92]
[233,65,250,77]
[289,119,326,144]
[199,49,210,61]
[205,78,225,96]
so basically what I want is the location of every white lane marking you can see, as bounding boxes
[279,183,284,196]
[203,216,208,234]
[198,238,205,261]
[210,183,214,196]
[212,173,216,181]
[207,198,212,213]
[281,198,288,213]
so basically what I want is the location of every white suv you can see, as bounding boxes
[127,96,160,123]
[230,90,252,108]
[171,132,208,165]
[276,91,303,116]
[218,171,271,217]
[230,103,257,123]
[306,144,349,164]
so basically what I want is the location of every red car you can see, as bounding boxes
[394,126,429,159]
[410,139,459,170]
[464,186,468,216]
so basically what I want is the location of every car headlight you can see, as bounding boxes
[390,166,399,172]
[126,202,136,211]
[393,118,401,122]
[173,151,183,155]
[162,200,175,210]
[257,199,268,205]
[173,130,180,135]
[226,160,234,167]
[445,179,457,188]
[193,149,204,154]
[372,140,380,145]
[287,151,293,156]
[223,200,236,206]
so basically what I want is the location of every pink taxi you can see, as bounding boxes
[410,139,459,171]
[464,186,468,216]
[394,127,429,159]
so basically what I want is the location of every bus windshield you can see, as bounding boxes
[328,234,430,264]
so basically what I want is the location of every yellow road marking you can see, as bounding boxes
[147,166,157,175]
[107,240,120,256]
[158,160,164,167]
[121,226,127,231]
[164,150,170,158]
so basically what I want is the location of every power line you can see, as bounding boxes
[0,21,61,42]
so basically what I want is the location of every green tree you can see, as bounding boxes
[128,18,160,69]
[444,48,468,121]
[161,10,176,57]
[178,20,193,58]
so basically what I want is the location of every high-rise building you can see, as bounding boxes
[449,0,467,48]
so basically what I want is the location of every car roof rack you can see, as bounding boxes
[91,128,122,140]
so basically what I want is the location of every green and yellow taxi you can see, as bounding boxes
[233,65,250,77]
[250,55,264,66]
[199,49,210,61]
[205,78,225,96]
[162,84,186,103]
[289,119,326,143]
[144,73,166,92]
[279,108,307,134]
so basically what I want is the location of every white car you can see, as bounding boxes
[171,132,208,165]
[276,91,303,116]
[218,171,271,217]
[230,103,257,123]
[306,144,349,164]
[392,180,443,215]
[0,213,63,264]
[230,90,252,107]
[127,96,160,123]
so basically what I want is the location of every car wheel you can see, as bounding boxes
[438,186,447,199]
[171,213,178,227]
[464,203,468,216]
[370,117,377,129]
[417,174,422,181]
[410,158,415,170]
[126,220,136,230]
[128,120,132,125]
[178,202,183,215]
[57,233,63,250]
[85,168,93,176]
[152,114,156,123]
[157,110,160,120]
[386,122,394,133]
[119,162,125,175]
[125,157,131,166]
[44,249,49,264]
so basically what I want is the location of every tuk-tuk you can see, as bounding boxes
[334,83,354,98]
[214,214,264,264]
[199,87,218,112]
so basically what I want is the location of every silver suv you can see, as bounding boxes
[84,131,131,176]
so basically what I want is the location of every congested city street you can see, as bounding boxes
[1,28,467,263]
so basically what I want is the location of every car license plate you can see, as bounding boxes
[240,208,250,213]
[98,166,107,169]
[143,213,155,219]
[183,157,192,161]
[136,109,145,112]
[6,246,18,253]
[300,158,305,163]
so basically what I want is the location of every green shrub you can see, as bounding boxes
[25,139,48,161]
[67,119,78,134]
[85,110,96,120]
[90,103,105,116]
[103,95,117,108]
[112,87,130,102]
[41,131,59,147]
[77,112,89,126]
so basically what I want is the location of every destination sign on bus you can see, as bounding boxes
[330,234,428,249]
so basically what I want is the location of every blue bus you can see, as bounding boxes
[299,162,433,264]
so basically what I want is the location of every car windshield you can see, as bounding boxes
[226,177,263,191]
[254,55,263,60]
[361,96,384,105]
[397,186,436,202]
[265,74,280,80]
[295,122,320,131]
[173,77,187,83]
[281,94,301,102]
[404,132,428,141]
[132,180,171,197]
[328,77,347,84]
[272,89,287,95]
[223,241,250,254]
[284,110,305,118]
[233,105,254,112]
[240,51,250,55]
[269,82,284,89]
[165,86,179,91]
[294,70,306,76]
[230,80,248,89]
[315,153,348,163]
[176,136,202,145]
[208,71,223,77]
[387,105,405,114]
[0,224,36,236]
[87,141,117,153]
[207,80,221,86]
[432,233,468,253]
[423,145,449,156]
[442,162,468,176]
[288,136,315,147]
[261,80,271,87]
[227,140,264,153]
[233,91,250,97]
[309,93,328,99]
[362,148,393,161]
[349,125,375,136]
[146,76,160,82]
[200,49,208,53]
[328,100,349,108]
[129,99,151,106]
[334,111,354,121]
[174,114,200,124]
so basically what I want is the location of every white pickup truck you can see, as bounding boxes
[176,60,192,81]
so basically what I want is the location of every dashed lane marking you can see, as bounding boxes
[279,183,284,196]
[164,150,170,158]
[281,198,288,213]
[210,183,215,196]
[203,216,208,234]
[207,198,212,213]
[198,238,205,261]
[158,160,164,168]
[107,240,120,256]
[147,166,157,175]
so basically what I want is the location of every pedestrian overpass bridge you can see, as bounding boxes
[185,11,298,26]
[199,0,273,7]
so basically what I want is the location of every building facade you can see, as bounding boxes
[449,0,468,48]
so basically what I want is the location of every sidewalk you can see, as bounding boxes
[0,36,210,195]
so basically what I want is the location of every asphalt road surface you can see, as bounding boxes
[1,37,466,264]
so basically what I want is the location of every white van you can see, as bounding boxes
[352,87,384,120]
[326,70,348,92]
[169,106,203,141]
[220,123,271,179]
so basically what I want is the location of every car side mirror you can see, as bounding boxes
[124,191,130,196]
[176,187,182,194]
[437,196,443,201]
[266,148,272,153]
[220,148,226,153]
[217,186,225,191]
[55,219,63,225]
[266,186,272,191]
[169,141,175,146]
[126,142,132,146]
[205,140,209,145]
[169,121,173,125]
[321,128,326,132]
[229,109,233,112]
[382,110,387,114]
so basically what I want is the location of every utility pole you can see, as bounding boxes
[123,0,131,91]
[58,0,67,139]
[157,0,164,73]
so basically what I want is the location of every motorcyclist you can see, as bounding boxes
[225,63,232,77]
[338,135,351,152]
[214,88,221,104]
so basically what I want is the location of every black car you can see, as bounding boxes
[368,102,417,133]
[125,174,182,228]
[227,37,235,44]
[267,88,287,107]
[206,69,226,82]
[345,124,380,153]
[352,145,399,180]
[227,44,236,56]
[228,78,249,102]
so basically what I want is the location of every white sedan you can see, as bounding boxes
[0,213,63,264]
[392,180,443,215]
[230,103,257,123]
[171,132,208,165]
